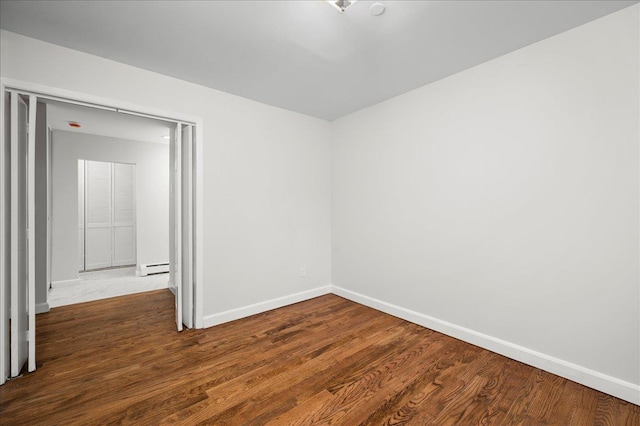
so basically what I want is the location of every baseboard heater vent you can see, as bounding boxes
[140,262,170,276]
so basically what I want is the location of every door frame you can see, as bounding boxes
[0,78,205,382]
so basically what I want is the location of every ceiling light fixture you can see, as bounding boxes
[327,0,356,12]
[162,135,170,140]
[369,2,385,16]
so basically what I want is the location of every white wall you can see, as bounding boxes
[51,130,169,282]
[1,29,332,318]
[332,4,639,400]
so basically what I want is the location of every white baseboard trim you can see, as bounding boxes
[203,285,332,329]
[331,285,640,405]
[50,278,80,289]
[35,302,50,314]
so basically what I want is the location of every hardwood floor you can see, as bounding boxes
[0,290,638,425]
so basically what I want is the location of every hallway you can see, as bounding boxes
[49,267,168,308]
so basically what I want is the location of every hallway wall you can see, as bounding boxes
[51,130,169,283]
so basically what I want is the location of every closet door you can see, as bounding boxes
[8,93,37,377]
[181,124,193,329]
[78,160,85,271]
[9,93,29,377]
[112,163,135,266]
[84,160,112,270]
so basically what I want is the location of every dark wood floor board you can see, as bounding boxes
[159,308,408,424]
[334,332,472,424]
[424,350,508,426]
[132,300,378,420]
[0,290,637,425]
[593,393,640,426]
[399,349,494,425]
[567,387,599,425]
[224,323,429,425]
[500,369,570,425]
[620,402,640,425]
[356,340,485,424]
[293,343,430,424]
[263,389,336,426]
[355,359,450,424]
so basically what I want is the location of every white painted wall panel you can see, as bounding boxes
[332,5,639,388]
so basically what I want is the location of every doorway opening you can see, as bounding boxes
[45,99,174,308]
[0,79,204,384]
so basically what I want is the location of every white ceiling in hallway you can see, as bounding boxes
[1,0,637,121]
[46,100,173,145]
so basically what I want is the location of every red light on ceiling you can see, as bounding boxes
[68,122,81,128]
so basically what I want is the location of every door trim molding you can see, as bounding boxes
[50,278,81,288]
[35,302,50,315]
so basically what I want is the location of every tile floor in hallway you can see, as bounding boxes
[48,266,169,308]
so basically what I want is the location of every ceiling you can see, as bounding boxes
[45,100,172,144]
[1,1,637,121]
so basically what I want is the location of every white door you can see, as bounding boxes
[181,124,193,329]
[27,95,36,373]
[169,123,195,331]
[173,123,183,332]
[112,163,136,266]
[9,93,36,376]
[10,92,28,377]
[83,160,136,271]
[78,160,85,271]
[84,160,112,270]
[1,89,9,384]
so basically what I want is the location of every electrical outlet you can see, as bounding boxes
[300,267,306,278]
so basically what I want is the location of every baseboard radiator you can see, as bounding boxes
[139,262,170,276]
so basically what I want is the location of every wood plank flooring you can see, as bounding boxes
[0,290,638,425]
